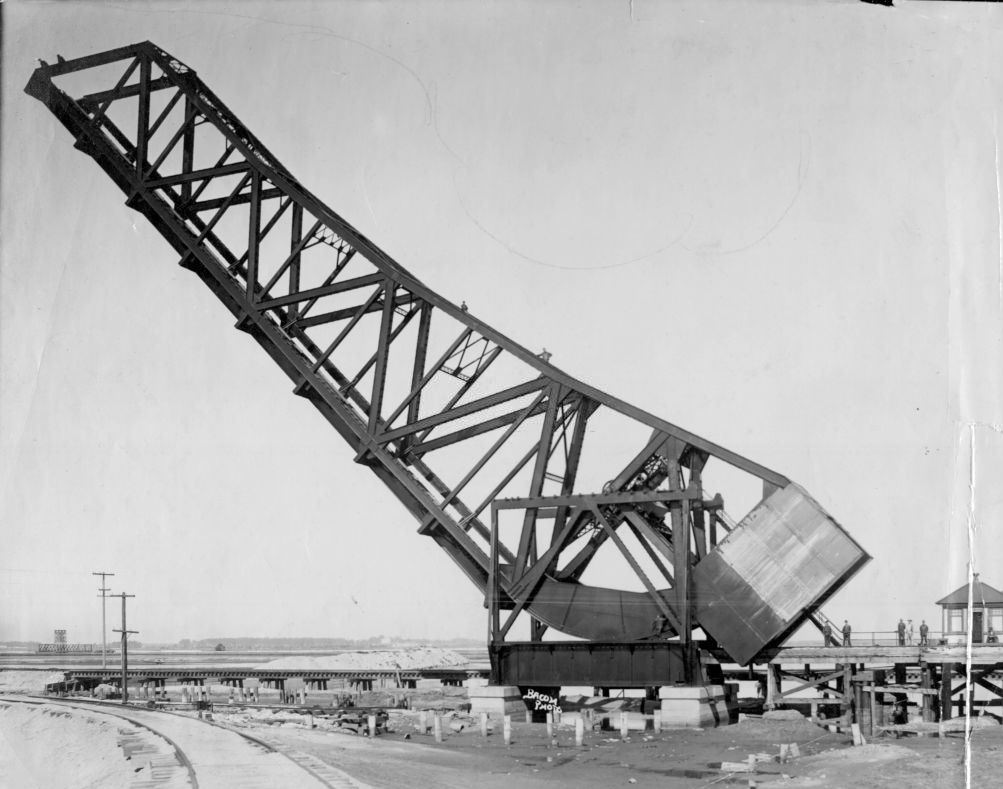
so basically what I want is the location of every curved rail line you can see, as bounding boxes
[3,695,370,789]
[2,695,198,788]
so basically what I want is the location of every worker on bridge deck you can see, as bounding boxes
[842,620,852,647]
[919,620,929,646]
[822,620,832,646]
[897,618,906,646]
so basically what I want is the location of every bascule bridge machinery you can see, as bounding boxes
[26,43,869,689]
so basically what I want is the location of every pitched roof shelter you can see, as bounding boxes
[936,574,1003,643]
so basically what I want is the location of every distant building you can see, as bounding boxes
[37,629,94,654]
[936,574,1003,644]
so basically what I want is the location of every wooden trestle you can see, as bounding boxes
[736,644,1003,735]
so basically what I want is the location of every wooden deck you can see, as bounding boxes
[742,642,1003,735]
[763,644,1003,664]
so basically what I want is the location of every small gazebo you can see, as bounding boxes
[936,574,1003,644]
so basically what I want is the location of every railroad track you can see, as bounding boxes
[2,695,194,788]
[240,731,372,789]
[1,695,372,788]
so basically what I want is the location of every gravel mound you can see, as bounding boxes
[0,703,143,788]
[732,713,832,743]
[801,743,914,764]
[763,709,805,721]
[254,647,469,671]
[0,670,66,693]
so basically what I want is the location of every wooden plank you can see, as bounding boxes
[779,669,845,698]
[860,684,940,695]
[765,646,924,663]
[941,662,953,721]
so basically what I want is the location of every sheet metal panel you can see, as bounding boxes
[526,576,678,641]
[694,483,868,665]
[694,554,788,662]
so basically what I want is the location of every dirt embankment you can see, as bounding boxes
[253,647,469,671]
[0,702,169,788]
[0,670,66,694]
[216,703,1003,789]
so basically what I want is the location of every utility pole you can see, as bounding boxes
[111,592,136,704]
[92,571,114,669]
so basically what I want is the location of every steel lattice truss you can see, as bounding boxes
[27,42,808,662]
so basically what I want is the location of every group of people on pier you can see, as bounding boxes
[821,620,852,647]
[820,618,931,647]
[896,618,930,646]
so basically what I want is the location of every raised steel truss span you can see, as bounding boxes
[27,43,868,681]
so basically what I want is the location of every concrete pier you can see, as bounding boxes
[659,684,737,728]
[468,685,526,716]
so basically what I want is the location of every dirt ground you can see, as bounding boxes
[216,706,1003,789]
[3,694,1002,788]
[5,664,1002,788]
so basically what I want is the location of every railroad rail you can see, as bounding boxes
[54,667,484,681]
[2,695,367,788]
[2,695,197,787]
[44,664,488,699]
[47,643,1003,692]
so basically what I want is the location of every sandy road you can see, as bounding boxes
[2,696,371,789]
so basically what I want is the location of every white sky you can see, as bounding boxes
[2,0,1002,645]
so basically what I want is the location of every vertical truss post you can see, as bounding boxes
[552,399,590,540]
[403,302,432,450]
[180,97,195,204]
[368,279,397,433]
[668,449,693,680]
[691,504,707,561]
[515,383,562,576]
[688,453,708,559]
[287,203,303,322]
[135,54,151,176]
[488,504,502,683]
[245,171,262,294]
